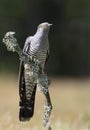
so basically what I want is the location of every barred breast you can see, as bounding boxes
[25,43,47,69]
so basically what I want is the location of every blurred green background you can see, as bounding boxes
[0,0,89,76]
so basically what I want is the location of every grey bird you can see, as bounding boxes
[19,22,52,121]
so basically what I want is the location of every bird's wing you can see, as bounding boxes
[23,36,32,53]
[18,36,31,87]
[18,36,37,121]
[45,48,50,64]
[18,36,31,95]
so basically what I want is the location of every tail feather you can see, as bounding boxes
[18,61,37,121]
[19,86,36,121]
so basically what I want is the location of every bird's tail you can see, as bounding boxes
[19,86,36,121]
[19,61,37,121]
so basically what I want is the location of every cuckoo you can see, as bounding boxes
[3,22,53,130]
[19,22,52,126]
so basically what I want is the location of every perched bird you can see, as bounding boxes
[19,22,52,122]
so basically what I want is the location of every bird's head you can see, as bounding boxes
[37,22,52,33]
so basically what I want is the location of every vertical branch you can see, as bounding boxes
[43,91,52,129]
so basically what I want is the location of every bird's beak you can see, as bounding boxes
[48,23,53,26]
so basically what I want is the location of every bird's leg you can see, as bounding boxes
[43,91,52,130]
